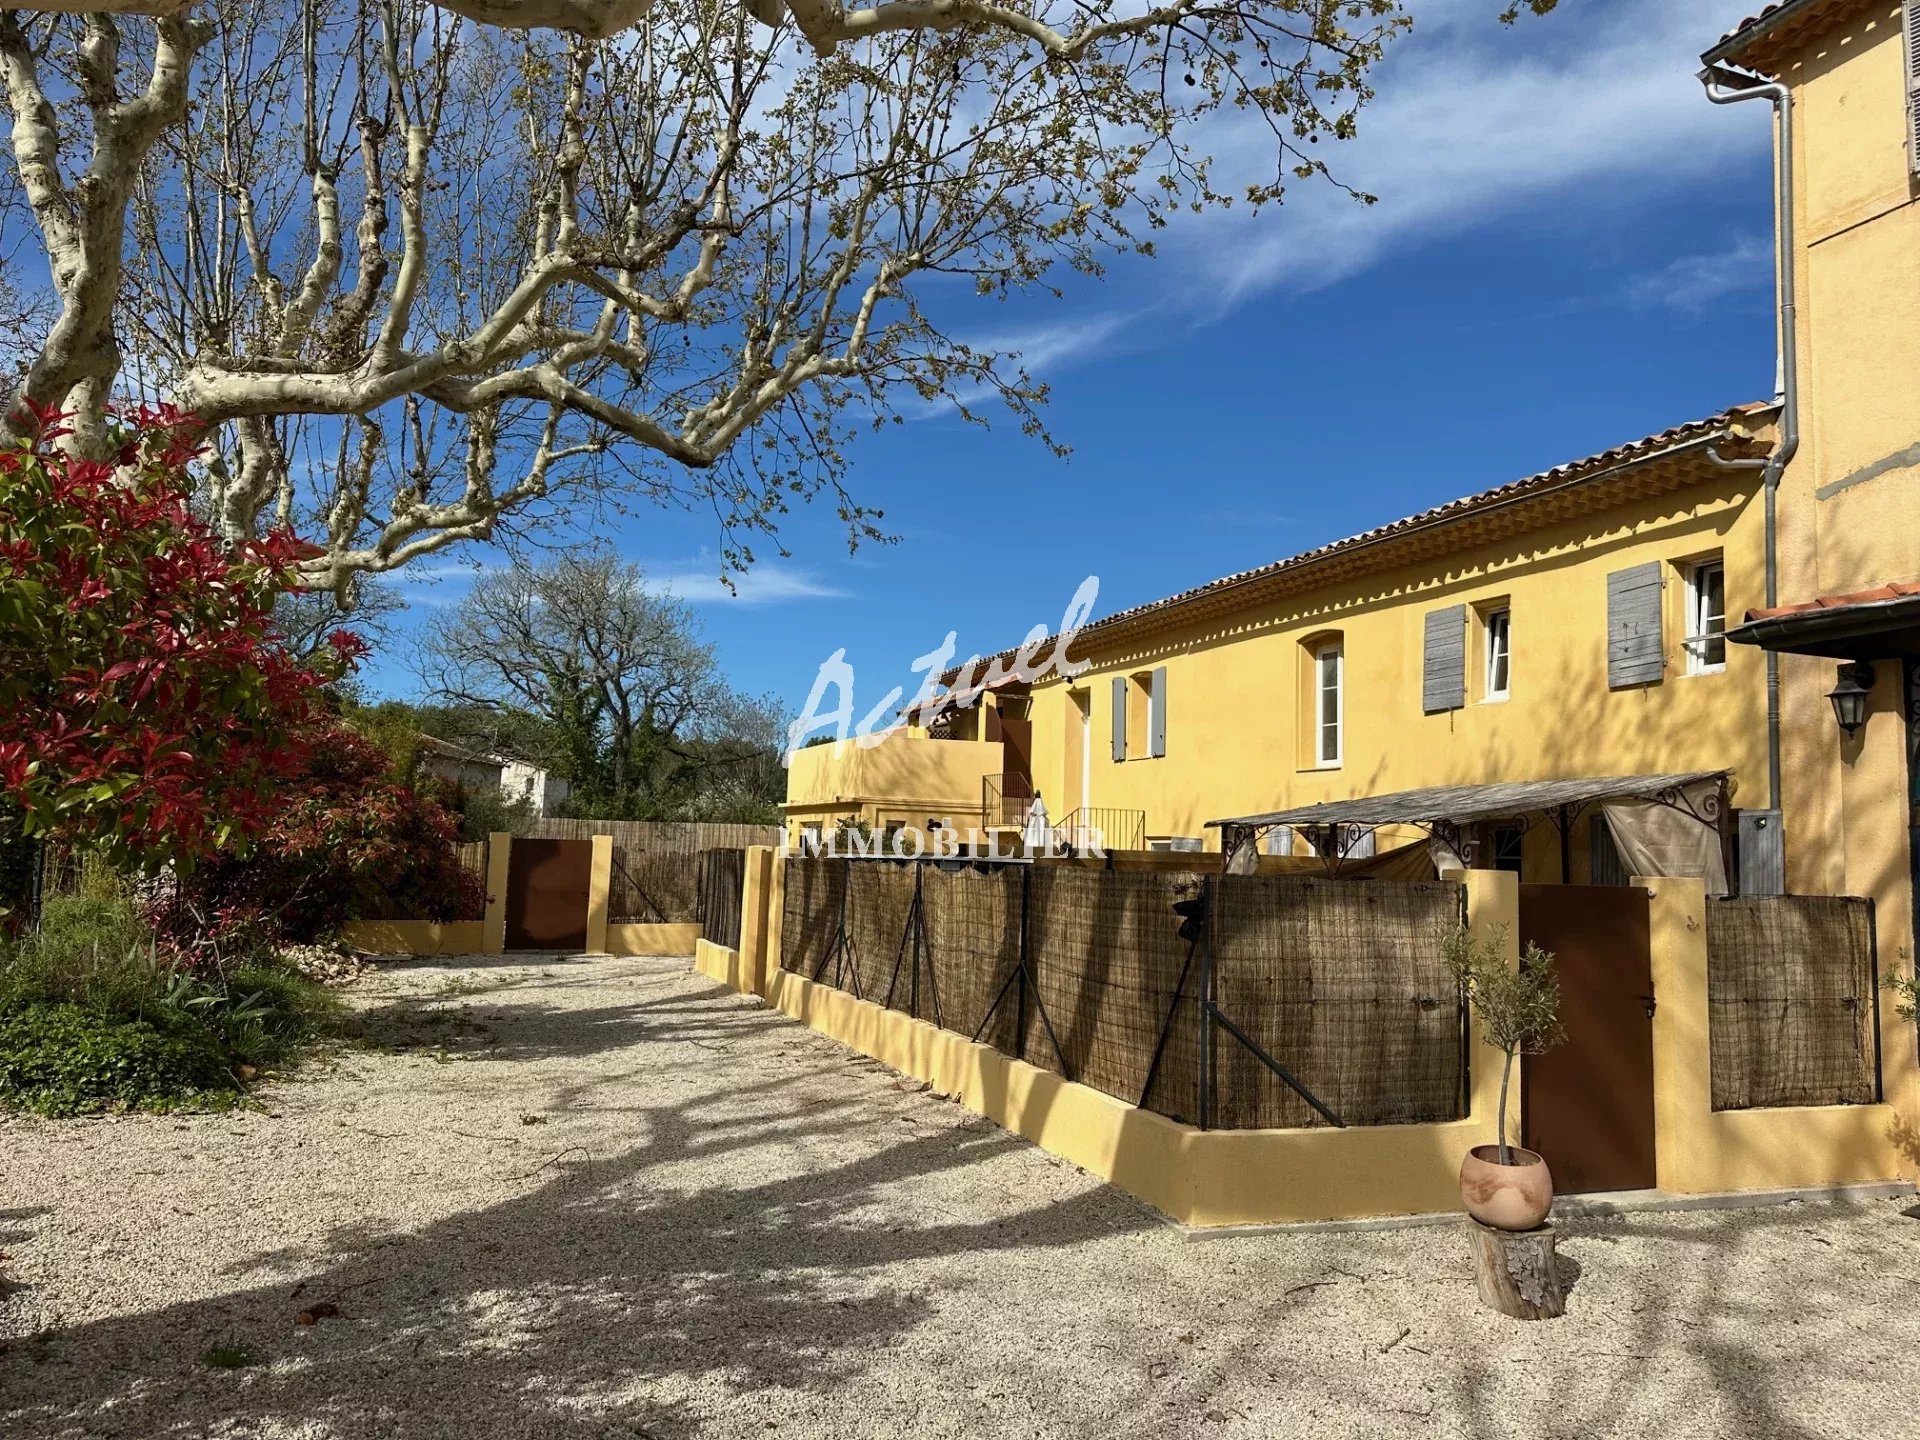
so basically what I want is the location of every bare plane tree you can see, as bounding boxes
[0,1,1555,595]
[422,545,783,813]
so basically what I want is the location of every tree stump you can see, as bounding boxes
[1466,1219,1566,1320]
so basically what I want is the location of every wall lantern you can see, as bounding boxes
[1826,661,1876,739]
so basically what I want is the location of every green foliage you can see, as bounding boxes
[441,783,538,844]
[1444,924,1565,1060]
[1884,968,1919,1025]
[1443,923,1565,1162]
[343,699,429,782]
[0,896,340,1114]
[0,1004,229,1116]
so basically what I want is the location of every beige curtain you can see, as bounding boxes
[1602,781,1728,895]
[1223,827,1261,875]
[1343,839,1439,882]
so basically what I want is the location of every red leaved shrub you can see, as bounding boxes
[151,724,486,949]
[0,404,349,869]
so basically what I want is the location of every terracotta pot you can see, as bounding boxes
[1459,1144,1553,1231]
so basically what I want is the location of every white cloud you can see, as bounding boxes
[645,564,850,605]
[983,0,1776,375]
[1198,0,1770,299]
[1623,233,1773,312]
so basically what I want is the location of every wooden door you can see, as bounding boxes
[1520,884,1657,1194]
[504,838,593,950]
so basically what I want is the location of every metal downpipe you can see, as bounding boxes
[1700,65,1800,815]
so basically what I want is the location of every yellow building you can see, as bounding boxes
[788,2,1917,907]
[782,0,1918,1014]
[1702,1,1920,989]
[768,1,1920,1212]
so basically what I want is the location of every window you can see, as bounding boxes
[1149,836,1205,853]
[1265,825,1294,857]
[1314,641,1343,767]
[1111,668,1168,760]
[1483,607,1512,700]
[1490,824,1524,875]
[1684,560,1727,674]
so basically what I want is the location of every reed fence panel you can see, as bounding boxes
[1707,895,1878,1110]
[779,857,1467,1130]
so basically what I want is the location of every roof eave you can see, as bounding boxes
[1700,0,1852,71]
[943,406,1774,684]
[1726,593,1920,658]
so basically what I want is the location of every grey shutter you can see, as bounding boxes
[1110,675,1127,761]
[1148,667,1167,757]
[1607,562,1666,688]
[1422,605,1467,713]
[1265,825,1293,857]
[1738,810,1784,897]
[1907,2,1920,175]
[1345,825,1376,859]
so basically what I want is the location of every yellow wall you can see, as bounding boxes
[1764,0,1920,1128]
[1023,471,1770,857]
[1646,875,1914,1191]
[721,856,1913,1223]
[607,921,703,956]
[340,919,485,956]
[784,734,1005,842]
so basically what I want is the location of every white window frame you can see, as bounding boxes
[1684,559,1727,675]
[1314,641,1344,769]
[1483,606,1512,701]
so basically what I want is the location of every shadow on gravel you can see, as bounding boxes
[349,983,803,1065]
[0,978,1154,1439]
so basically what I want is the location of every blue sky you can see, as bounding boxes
[365,0,1779,719]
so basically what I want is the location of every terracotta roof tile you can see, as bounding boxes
[943,402,1776,683]
[1745,580,1920,623]
[1704,0,1861,66]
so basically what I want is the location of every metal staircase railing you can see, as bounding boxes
[1052,806,1145,854]
[982,772,1036,828]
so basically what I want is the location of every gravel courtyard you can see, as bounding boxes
[3,952,1918,1439]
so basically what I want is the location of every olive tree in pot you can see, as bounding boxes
[1445,923,1566,1231]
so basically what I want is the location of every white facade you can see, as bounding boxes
[418,737,569,817]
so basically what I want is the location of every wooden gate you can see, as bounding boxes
[1520,884,1657,1194]
[504,838,593,950]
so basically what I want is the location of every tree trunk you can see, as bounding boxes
[1497,1050,1513,1165]
[1466,1219,1566,1321]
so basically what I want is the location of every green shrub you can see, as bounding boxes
[0,896,344,1113]
[0,896,162,1017]
[0,1003,230,1115]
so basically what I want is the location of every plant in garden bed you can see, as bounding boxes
[0,896,342,1115]
[148,723,485,951]
[1444,923,1566,1231]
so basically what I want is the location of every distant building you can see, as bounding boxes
[417,735,570,817]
